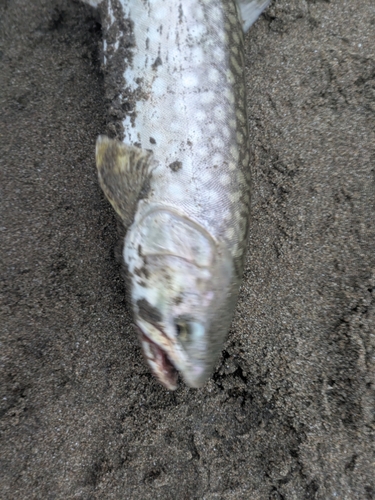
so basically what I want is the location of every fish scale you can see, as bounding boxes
[102,0,250,273]
[84,0,270,389]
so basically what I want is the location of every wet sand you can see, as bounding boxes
[1,0,375,498]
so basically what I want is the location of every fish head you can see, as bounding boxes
[124,209,237,390]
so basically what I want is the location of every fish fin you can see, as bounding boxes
[236,0,271,32]
[96,136,154,227]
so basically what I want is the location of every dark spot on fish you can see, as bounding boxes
[142,266,150,279]
[174,295,183,305]
[149,137,156,144]
[134,265,149,279]
[137,298,162,324]
[168,160,182,172]
[145,37,149,50]
[135,247,150,278]
[178,3,183,24]
[187,139,192,147]
[152,56,162,70]
[134,267,142,278]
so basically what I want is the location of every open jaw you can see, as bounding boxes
[139,330,178,390]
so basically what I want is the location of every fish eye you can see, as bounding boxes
[175,320,191,340]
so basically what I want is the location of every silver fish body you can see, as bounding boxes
[89,0,270,389]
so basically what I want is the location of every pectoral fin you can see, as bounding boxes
[96,136,154,227]
[236,0,271,32]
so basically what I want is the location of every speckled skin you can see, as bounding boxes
[93,0,268,388]
[103,0,251,267]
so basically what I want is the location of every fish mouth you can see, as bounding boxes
[137,328,178,390]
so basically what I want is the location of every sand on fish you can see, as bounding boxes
[1,0,374,498]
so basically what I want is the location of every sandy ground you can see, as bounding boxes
[1,0,375,498]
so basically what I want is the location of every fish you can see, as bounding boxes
[83,0,270,389]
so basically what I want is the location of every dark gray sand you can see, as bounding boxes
[1,1,375,498]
